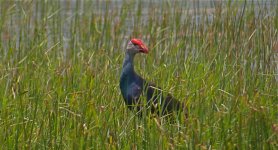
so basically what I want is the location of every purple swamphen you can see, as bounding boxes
[120,38,187,118]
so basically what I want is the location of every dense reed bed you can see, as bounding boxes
[0,0,277,149]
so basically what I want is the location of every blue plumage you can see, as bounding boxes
[120,39,186,117]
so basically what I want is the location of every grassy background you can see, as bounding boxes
[0,0,277,149]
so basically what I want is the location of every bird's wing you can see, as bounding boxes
[146,82,185,115]
[145,82,164,106]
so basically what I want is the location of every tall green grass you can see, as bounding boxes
[0,0,277,149]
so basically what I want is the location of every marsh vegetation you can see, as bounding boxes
[0,0,277,149]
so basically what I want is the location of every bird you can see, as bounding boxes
[120,38,187,119]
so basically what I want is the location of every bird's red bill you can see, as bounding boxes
[131,38,148,53]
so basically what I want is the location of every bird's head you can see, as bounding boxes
[126,38,148,54]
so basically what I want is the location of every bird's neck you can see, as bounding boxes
[122,52,136,74]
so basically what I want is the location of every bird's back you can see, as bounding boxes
[144,82,186,117]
